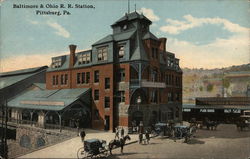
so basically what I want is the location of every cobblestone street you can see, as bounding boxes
[18,124,250,159]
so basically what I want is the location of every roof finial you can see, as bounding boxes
[135,3,136,12]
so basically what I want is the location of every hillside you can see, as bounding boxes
[182,63,250,104]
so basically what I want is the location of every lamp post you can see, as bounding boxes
[137,96,141,110]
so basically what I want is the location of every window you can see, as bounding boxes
[52,76,56,85]
[98,47,108,61]
[151,48,158,59]
[81,72,86,84]
[105,97,110,108]
[60,74,68,85]
[94,90,99,100]
[52,58,62,68]
[117,91,125,103]
[117,69,125,82]
[168,93,172,102]
[78,53,91,64]
[64,74,68,85]
[77,73,81,84]
[61,75,64,85]
[94,70,99,83]
[151,69,158,82]
[55,75,59,85]
[77,72,88,84]
[122,24,127,30]
[118,46,125,58]
[151,48,154,58]
[105,78,110,89]
[150,89,158,103]
[86,72,90,84]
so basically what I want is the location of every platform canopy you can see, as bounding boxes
[7,85,90,111]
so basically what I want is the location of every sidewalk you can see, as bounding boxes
[19,129,139,158]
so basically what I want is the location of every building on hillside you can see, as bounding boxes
[183,97,250,123]
[224,71,250,97]
[7,12,182,131]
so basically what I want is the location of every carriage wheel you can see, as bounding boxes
[77,147,89,159]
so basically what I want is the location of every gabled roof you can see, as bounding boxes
[143,32,158,41]
[0,66,47,90]
[92,30,136,46]
[112,11,152,26]
[7,87,90,111]
[0,66,47,77]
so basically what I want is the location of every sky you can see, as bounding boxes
[0,0,249,72]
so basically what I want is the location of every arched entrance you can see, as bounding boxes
[62,104,90,128]
[132,111,143,126]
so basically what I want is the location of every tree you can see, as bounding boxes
[207,84,214,92]
[223,78,230,88]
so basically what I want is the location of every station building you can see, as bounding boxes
[183,97,250,122]
[7,12,182,131]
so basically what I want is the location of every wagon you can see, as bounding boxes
[77,139,108,159]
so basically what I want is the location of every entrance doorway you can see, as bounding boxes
[105,116,110,130]
[132,111,143,126]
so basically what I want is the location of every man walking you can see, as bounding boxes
[121,127,125,138]
[115,127,119,139]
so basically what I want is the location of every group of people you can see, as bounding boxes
[138,130,150,144]
[115,127,125,139]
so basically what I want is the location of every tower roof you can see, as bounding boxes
[111,11,152,27]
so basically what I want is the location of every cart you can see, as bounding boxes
[77,139,108,159]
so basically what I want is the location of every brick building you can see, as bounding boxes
[7,12,182,131]
[45,11,182,131]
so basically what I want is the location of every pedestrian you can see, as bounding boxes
[139,133,143,144]
[115,127,119,139]
[75,119,80,136]
[79,130,86,146]
[121,127,124,138]
[145,130,150,144]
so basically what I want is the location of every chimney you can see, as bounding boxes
[69,44,77,68]
[159,38,167,52]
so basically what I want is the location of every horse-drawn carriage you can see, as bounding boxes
[151,122,196,143]
[77,139,108,159]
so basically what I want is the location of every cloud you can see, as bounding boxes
[167,33,250,69]
[160,15,249,35]
[139,8,159,22]
[46,21,70,38]
[0,52,64,72]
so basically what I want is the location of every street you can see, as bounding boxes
[109,124,250,159]
[19,124,250,159]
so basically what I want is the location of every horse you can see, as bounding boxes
[108,135,131,155]
[204,118,219,130]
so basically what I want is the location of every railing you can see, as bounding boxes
[130,79,166,88]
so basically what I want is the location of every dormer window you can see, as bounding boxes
[52,58,62,68]
[118,45,125,58]
[122,24,127,30]
[78,53,91,65]
[98,47,108,61]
